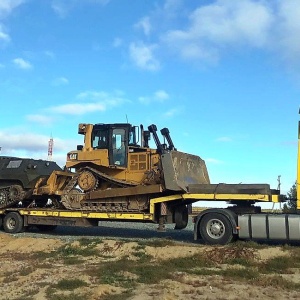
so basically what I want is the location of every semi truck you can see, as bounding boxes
[0,119,298,245]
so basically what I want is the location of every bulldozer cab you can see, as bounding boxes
[91,123,133,168]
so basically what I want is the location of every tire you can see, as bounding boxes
[35,225,57,232]
[0,216,3,229]
[3,212,24,233]
[174,205,188,229]
[199,213,234,245]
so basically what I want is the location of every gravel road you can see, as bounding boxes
[5,217,199,244]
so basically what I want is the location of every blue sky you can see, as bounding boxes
[0,0,300,197]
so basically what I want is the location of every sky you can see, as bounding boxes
[0,0,300,200]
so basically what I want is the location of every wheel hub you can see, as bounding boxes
[207,219,225,239]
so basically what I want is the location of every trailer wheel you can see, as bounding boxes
[3,212,24,233]
[199,213,233,245]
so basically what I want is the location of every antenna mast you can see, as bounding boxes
[47,136,53,161]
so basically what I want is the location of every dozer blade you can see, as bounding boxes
[160,151,210,192]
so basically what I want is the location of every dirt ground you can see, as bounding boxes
[1,232,300,300]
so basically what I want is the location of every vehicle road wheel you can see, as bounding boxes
[9,185,25,202]
[0,190,8,207]
[199,213,233,245]
[3,212,24,233]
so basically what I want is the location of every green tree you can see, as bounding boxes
[283,182,297,212]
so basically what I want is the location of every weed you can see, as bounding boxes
[190,268,219,276]
[132,250,152,261]
[57,245,98,257]
[55,278,88,290]
[95,258,137,288]
[63,256,85,265]
[259,275,300,291]
[14,287,40,300]
[136,238,177,248]
[220,267,260,280]
[45,286,87,300]
[19,266,34,276]
[134,264,170,284]
[31,251,54,260]
[232,240,269,250]
[262,256,297,274]
[78,237,102,247]
[2,274,19,283]
[166,254,214,270]
[204,244,258,264]
[100,289,134,300]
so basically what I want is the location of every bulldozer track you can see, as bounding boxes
[83,166,138,188]
[61,167,138,210]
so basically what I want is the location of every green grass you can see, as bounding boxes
[220,267,260,280]
[78,237,103,247]
[136,238,177,248]
[45,287,87,300]
[19,266,34,276]
[261,256,297,274]
[55,278,88,290]
[62,256,85,265]
[57,245,98,257]
[258,275,300,291]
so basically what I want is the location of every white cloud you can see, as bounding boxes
[50,103,106,115]
[76,90,127,105]
[26,114,54,125]
[13,58,33,69]
[52,76,69,86]
[45,51,55,59]
[51,0,110,18]
[0,131,50,152]
[154,90,169,101]
[0,0,24,45]
[163,107,181,118]
[205,158,224,164]
[0,130,79,165]
[51,1,69,18]
[129,42,160,71]
[0,0,24,18]
[139,90,169,104]
[113,37,123,48]
[0,24,10,42]
[216,136,232,142]
[135,16,151,36]
[48,90,127,115]
[276,0,300,65]
[162,0,273,62]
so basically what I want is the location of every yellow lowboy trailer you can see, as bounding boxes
[0,183,282,245]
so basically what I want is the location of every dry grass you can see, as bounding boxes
[2,237,300,300]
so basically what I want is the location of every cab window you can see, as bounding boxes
[112,128,126,166]
[92,129,108,149]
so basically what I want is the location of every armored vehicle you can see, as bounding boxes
[0,156,62,209]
